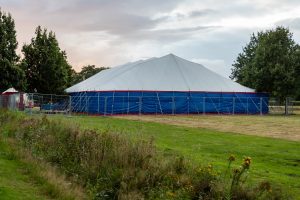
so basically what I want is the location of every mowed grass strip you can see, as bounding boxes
[57,115,300,197]
[116,115,300,141]
[0,138,49,200]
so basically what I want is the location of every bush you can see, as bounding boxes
[0,111,286,199]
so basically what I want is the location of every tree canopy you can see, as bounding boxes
[231,27,300,100]
[71,65,108,85]
[0,10,26,92]
[21,26,73,94]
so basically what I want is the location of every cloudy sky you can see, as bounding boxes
[1,0,300,77]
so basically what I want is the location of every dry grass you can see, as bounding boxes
[115,115,300,141]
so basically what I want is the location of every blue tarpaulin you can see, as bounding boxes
[70,91,269,115]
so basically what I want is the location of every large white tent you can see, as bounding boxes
[66,54,268,115]
[66,54,253,93]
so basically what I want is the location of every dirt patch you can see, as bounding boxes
[115,115,300,141]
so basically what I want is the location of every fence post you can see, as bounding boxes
[86,96,88,114]
[30,93,33,115]
[127,97,130,115]
[172,96,175,115]
[127,92,130,115]
[112,91,115,115]
[285,97,289,115]
[187,96,190,115]
[104,97,107,116]
[233,97,235,115]
[247,98,249,115]
[69,96,72,116]
[139,97,142,115]
[79,94,82,113]
[98,93,100,114]
[203,97,205,115]
[260,97,263,115]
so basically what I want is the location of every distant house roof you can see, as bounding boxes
[2,87,18,94]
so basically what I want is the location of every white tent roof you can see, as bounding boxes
[2,87,18,94]
[66,54,254,93]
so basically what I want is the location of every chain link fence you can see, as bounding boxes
[1,93,299,116]
[0,93,70,115]
[70,95,269,115]
[269,97,300,115]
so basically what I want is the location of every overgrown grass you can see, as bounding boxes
[56,115,300,198]
[0,138,48,200]
[0,111,288,199]
[0,112,85,200]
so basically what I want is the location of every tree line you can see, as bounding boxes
[0,9,299,99]
[0,10,107,94]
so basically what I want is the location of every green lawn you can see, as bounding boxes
[0,138,48,200]
[57,115,300,197]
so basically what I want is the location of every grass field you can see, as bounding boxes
[116,115,300,141]
[56,114,300,197]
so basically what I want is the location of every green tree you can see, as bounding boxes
[72,65,108,85]
[21,26,73,94]
[231,27,300,100]
[0,9,26,92]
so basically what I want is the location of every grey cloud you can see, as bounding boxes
[109,25,221,44]
[276,18,300,30]
[188,9,215,18]
[78,14,158,34]
[1,0,300,77]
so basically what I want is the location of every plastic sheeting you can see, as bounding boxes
[70,91,269,115]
